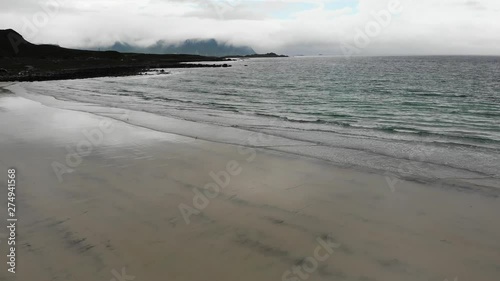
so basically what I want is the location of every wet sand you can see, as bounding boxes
[0,85,499,281]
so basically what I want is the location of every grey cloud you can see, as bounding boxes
[1,0,500,55]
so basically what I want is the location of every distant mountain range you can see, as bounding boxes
[0,29,228,81]
[100,39,256,57]
[0,28,285,82]
[1,28,277,58]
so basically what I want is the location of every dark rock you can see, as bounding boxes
[0,28,230,82]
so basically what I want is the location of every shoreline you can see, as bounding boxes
[0,63,231,82]
[6,82,500,196]
[1,83,500,281]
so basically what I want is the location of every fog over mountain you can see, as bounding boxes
[100,39,256,56]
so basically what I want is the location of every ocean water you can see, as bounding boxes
[18,56,500,189]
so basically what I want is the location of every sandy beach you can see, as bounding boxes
[0,83,499,281]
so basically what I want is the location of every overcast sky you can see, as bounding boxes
[1,0,499,55]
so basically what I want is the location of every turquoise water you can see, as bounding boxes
[165,56,500,147]
[20,56,500,187]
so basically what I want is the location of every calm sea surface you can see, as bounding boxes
[21,56,500,187]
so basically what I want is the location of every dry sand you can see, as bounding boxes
[0,85,499,281]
